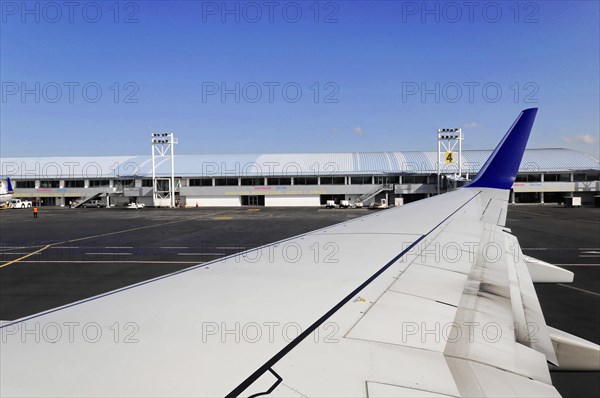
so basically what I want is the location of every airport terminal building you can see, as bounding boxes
[1,148,599,207]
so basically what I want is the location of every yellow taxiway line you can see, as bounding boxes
[0,244,53,269]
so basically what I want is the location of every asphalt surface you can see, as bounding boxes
[1,204,599,397]
[505,206,600,397]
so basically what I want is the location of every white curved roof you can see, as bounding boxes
[1,148,598,178]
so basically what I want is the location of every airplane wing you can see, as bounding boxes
[1,109,598,397]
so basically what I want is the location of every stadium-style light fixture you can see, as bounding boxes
[150,132,178,208]
[436,127,463,195]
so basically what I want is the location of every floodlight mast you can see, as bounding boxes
[150,132,178,207]
[436,128,463,194]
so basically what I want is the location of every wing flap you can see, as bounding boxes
[444,220,554,385]
[365,382,456,397]
[346,291,458,351]
[446,357,560,397]
[388,265,468,307]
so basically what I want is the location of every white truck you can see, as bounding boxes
[326,200,350,209]
[564,197,581,208]
[8,199,33,209]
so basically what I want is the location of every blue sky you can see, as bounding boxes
[1,1,598,158]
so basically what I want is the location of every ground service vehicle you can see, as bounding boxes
[82,200,106,208]
[7,199,32,209]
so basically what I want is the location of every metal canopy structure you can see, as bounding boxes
[151,133,178,207]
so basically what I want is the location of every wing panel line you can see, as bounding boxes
[227,190,482,397]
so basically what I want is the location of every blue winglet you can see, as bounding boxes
[466,108,538,190]
[6,177,13,193]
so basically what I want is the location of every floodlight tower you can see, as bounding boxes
[436,128,463,194]
[150,132,178,207]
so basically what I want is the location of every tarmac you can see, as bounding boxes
[1,204,598,397]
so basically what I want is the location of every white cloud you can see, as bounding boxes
[562,134,597,145]
[353,126,364,136]
[463,122,481,129]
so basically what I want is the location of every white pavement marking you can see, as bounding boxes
[216,246,247,250]
[13,260,204,264]
[1,252,42,255]
[557,284,600,297]
[555,264,600,266]
[177,253,225,256]
[510,208,600,224]
[0,247,28,253]
[85,253,133,256]
[0,245,53,269]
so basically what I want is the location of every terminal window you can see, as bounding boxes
[241,178,265,186]
[88,180,110,187]
[544,174,571,182]
[64,180,84,188]
[515,174,542,182]
[115,179,135,188]
[350,176,372,184]
[189,178,213,187]
[293,177,318,185]
[320,177,345,185]
[402,176,428,184]
[374,176,400,184]
[39,180,60,188]
[267,177,291,185]
[574,173,600,181]
[215,178,239,186]
[241,195,265,206]
[15,180,35,188]
[588,174,600,181]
